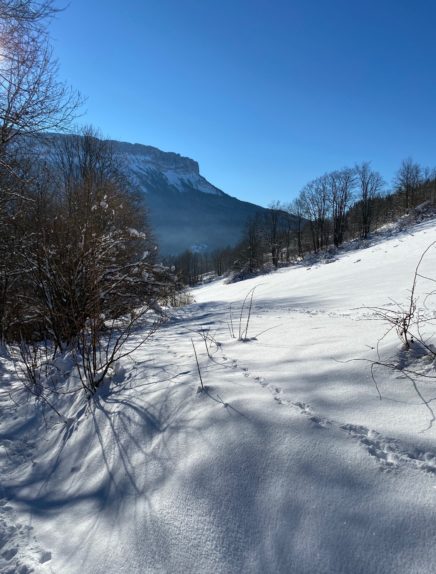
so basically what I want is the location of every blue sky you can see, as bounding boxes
[51,0,436,207]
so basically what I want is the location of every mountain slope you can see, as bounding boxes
[35,134,282,256]
[110,139,269,255]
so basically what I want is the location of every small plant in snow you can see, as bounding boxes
[238,286,258,341]
[367,241,436,355]
[191,338,205,392]
[228,286,260,342]
[364,241,436,427]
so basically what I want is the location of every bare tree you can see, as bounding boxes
[0,0,81,312]
[287,197,305,257]
[265,201,282,268]
[0,0,81,151]
[394,158,422,211]
[0,1,58,26]
[299,176,330,252]
[355,162,384,239]
[3,128,176,346]
[281,209,295,263]
[329,168,355,247]
[246,214,264,273]
[420,166,436,205]
[211,246,234,277]
[174,250,205,286]
[232,214,265,278]
[0,160,30,340]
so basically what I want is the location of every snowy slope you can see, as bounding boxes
[1,220,436,573]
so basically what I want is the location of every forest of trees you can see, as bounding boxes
[173,160,436,285]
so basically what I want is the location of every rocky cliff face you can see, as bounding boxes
[111,140,224,198]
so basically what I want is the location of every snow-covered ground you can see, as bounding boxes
[1,220,436,573]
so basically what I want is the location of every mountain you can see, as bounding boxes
[109,139,269,255]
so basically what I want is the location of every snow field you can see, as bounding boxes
[1,219,436,573]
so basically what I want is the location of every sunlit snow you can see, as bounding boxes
[1,219,436,573]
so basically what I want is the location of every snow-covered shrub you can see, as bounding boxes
[0,130,178,396]
[74,308,161,395]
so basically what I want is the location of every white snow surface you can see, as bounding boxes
[1,220,436,573]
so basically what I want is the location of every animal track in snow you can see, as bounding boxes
[254,377,436,476]
[265,383,331,428]
[340,423,436,474]
[0,409,52,573]
[205,344,436,478]
[289,400,331,428]
[0,498,52,573]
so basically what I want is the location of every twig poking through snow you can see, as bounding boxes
[191,338,204,392]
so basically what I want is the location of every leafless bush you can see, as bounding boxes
[363,241,436,426]
[75,308,162,396]
[14,339,51,395]
[1,131,177,418]
[10,306,163,420]
[0,130,177,345]
[368,241,436,353]
[9,339,66,419]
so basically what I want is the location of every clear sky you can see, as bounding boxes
[51,0,436,207]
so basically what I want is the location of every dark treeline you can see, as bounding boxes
[0,129,178,346]
[173,159,436,285]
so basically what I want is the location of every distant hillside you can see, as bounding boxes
[34,134,285,256]
[108,139,269,255]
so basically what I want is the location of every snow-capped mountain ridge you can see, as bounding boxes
[110,139,224,197]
